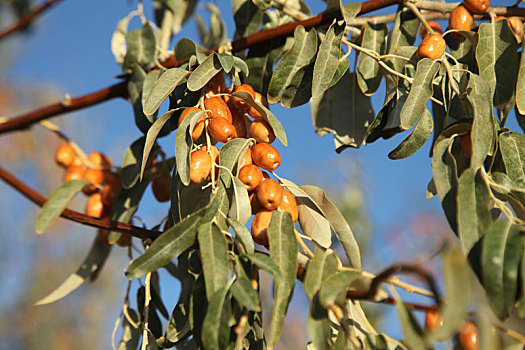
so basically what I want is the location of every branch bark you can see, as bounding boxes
[0,0,64,41]
[0,165,161,240]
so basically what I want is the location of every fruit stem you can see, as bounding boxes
[294,228,315,258]
[405,1,435,35]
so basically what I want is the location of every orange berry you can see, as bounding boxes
[249,120,275,144]
[247,91,269,119]
[206,72,226,95]
[239,149,253,169]
[152,174,171,202]
[419,21,442,38]
[232,84,255,111]
[204,96,233,123]
[251,209,273,246]
[449,6,473,32]
[231,108,248,138]
[87,151,112,169]
[249,192,264,214]
[208,116,235,143]
[463,0,489,14]
[278,189,298,221]
[178,106,205,141]
[83,168,105,195]
[64,165,86,182]
[202,145,220,165]
[54,144,77,168]
[190,149,212,185]
[238,164,263,191]
[252,143,281,171]
[424,309,443,333]
[458,321,479,350]
[222,87,233,105]
[85,192,108,218]
[417,34,446,60]
[256,178,283,210]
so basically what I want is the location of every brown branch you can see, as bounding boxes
[0,165,161,240]
[379,297,437,312]
[0,81,128,134]
[0,0,64,41]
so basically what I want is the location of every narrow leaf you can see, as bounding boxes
[318,270,359,308]
[228,217,255,254]
[231,276,261,311]
[35,179,89,234]
[357,22,388,95]
[144,68,190,115]
[303,247,340,300]
[517,24,525,114]
[400,58,440,130]
[245,252,283,282]
[388,108,433,159]
[176,110,206,185]
[126,209,204,279]
[198,222,230,300]
[187,53,221,91]
[201,285,230,350]
[312,20,345,98]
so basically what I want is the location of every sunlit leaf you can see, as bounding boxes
[312,20,345,98]
[229,176,251,225]
[339,1,361,24]
[198,222,229,301]
[476,21,519,108]
[121,137,159,189]
[499,132,525,184]
[35,179,88,234]
[357,22,388,95]
[175,110,206,186]
[517,25,525,114]
[126,208,205,279]
[245,252,283,282]
[400,58,440,130]
[303,247,340,300]
[267,25,317,104]
[228,217,255,254]
[143,68,190,116]
[267,211,298,348]
[318,270,359,308]
[122,23,156,71]
[187,53,222,91]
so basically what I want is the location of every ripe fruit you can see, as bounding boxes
[64,165,86,182]
[104,171,121,188]
[204,96,233,123]
[101,183,121,207]
[232,84,256,111]
[178,106,205,141]
[417,34,446,60]
[249,120,276,144]
[190,149,212,185]
[424,309,442,332]
[231,108,248,138]
[251,209,273,246]
[87,151,112,169]
[457,321,479,350]
[238,164,263,191]
[152,174,171,202]
[208,116,235,143]
[256,178,283,210]
[54,144,77,168]
[419,21,442,38]
[85,192,107,218]
[278,189,298,221]
[83,168,105,194]
[239,149,253,169]
[206,72,225,95]
[252,143,281,171]
[463,0,489,14]
[247,91,269,119]
[202,145,220,165]
[449,6,473,32]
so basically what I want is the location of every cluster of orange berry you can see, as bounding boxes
[54,143,129,246]
[425,310,479,350]
[182,72,299,246]
[418,0,523,61]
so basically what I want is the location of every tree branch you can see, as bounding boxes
[0,0,64,41]
[0,165,161,240]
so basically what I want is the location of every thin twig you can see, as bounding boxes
[141,272,152,350]
[0,0,64,41]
